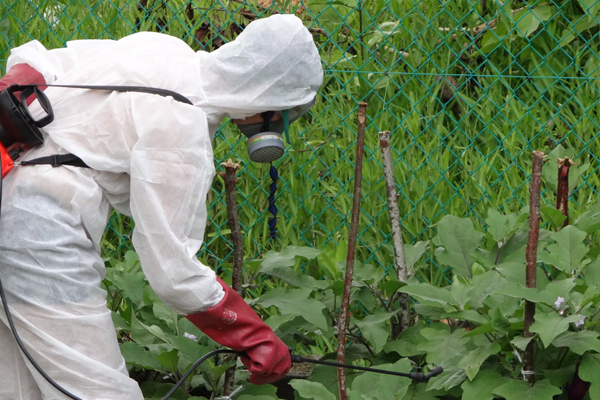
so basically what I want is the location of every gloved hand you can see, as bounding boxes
[185,278,291,385]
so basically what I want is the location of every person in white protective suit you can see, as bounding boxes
[0,14,323,400]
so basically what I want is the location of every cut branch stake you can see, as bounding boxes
[221,159,243,397]
[556,157,573,228]
[337,102,368,400]
[523,150,544,384]
[378,131,410,338]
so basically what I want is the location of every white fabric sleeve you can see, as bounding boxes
[6,40,79,84]
[129,94,224,315]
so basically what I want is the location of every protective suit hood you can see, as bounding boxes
[196,14,323,134]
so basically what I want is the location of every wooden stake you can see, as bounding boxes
[337,102,368,400]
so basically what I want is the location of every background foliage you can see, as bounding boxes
[2,0,600,399]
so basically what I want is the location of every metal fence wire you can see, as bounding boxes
[2,0,599,285]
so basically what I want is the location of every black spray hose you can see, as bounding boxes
[162,349,444,400]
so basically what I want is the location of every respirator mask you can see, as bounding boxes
[236,97,316,163]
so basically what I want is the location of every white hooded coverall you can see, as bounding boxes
[0,14,323,400]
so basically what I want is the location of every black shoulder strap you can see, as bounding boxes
[14,82,193,170]
[20,153,90,169]
[12,83,193,105]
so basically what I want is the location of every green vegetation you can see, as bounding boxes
[3,0,600,398]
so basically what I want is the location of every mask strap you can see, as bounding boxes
[282,110,290,144]
[261,111,274,132]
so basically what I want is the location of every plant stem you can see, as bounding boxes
[378,131,410,338]
[221,159,243,397]
[556,157,573,229]
[523,150,544,385]
[337,102,368,400]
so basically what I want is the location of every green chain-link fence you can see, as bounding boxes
[2,0,599,285]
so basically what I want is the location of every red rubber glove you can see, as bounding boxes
[0,63,47,105]
[185,278,291,385]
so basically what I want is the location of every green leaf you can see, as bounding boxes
[485,209,511,242]
[435,215,485,277]
[384,326,427,357]
[354,312,396,353]
[400,383,439,400]
[561,15,600,46]
[511,335,534,351]
[541,206,567,230]
[538,225,589,273]
[398,283,457,306]
[377,359,413,399]
[258,288,328,330]
[579,354,600,400]
[425,365,466,391]
[290,379,336,400]
[260,262,329,290]
[530,312,582,348]
[120,342,163,371]
[111,269,146,306]
[494,283,555,304]
[545,278,576,300]
[261,246,322,270]
[552,330,600,355]
[404,241,429,270]
[461,369,504,400]
[441,310,489,326]
[457,342,501,380]
[515,8,542,38]
[349,371,381,400]
[468,271,502,308]
[575,208,600,234]
[450,276,472,309]
[157,349,179,373]
[579,0,600,16]
[493,379,561,400]
[418,327,471,365]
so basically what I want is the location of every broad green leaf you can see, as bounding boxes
[404,241,429,270]
[153,300,176,330]
[401,383,439,400]
[468,271,502,308]
[120,342,163,371]
[530,312,581,348]
[457,342,501,380]
[584,258,600,287]
[494,283,555,304]
[425,365,466,391]
[384,326,427,357]
[167,335,210,366]
[545,279,576,300]
[441,310,489,326]
[354,312,396,353]
[493,379,561,400]
[511,335,534,351]
[461,369,504,400]
[354,262,385,285]
[111,269,146,306]
[561,15,600,46]
[495,262,526,285]
[349,371,381,400]
[575,208,600,234]
[258,288,328,330]
[485,209,511,242]
[398,283,457,306]
[418,327,470,365]
[539,225,589,273]
[261,246,322,270]
[579,354,600,400]
[579,0,600,16]
[157,349,179,373]
[515,9,541,37]
[543,365,577,387]
[450,276,472,309]
[435,215,485,277]
[541,206,567,230]
[378,359,413,399]
[290,380,336,400]
[552,330,600,354]
[260,262,329,290]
